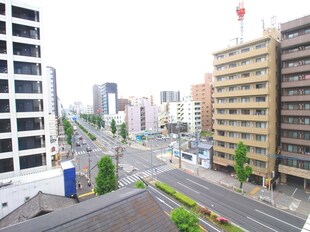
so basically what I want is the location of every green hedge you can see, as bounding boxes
[173,192,196,208]
[155,182,176,196]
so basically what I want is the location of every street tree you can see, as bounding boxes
[134,180,146,189]
[234,141,252,189]
[120,122,127,142]
[110,119,117,137]
[94,156,117,195]
[170,207,200,232]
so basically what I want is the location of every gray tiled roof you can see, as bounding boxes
[0,191,77,229]
[0,188,178,232]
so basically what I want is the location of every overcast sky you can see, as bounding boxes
[26,0,309,107]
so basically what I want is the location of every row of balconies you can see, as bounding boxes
[0,79,42,93]
[0,60,41,75]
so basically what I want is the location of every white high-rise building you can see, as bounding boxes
[0,0,52,179]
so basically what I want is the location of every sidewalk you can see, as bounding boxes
[158,152,310,218]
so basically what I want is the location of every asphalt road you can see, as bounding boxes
[157,169,306,232]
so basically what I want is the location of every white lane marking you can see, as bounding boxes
[291,188,297,197]
[126,176,136,182]
[177,182,200,194]
[186,178,209,190]
[149,186,221,232]
[247,216,278,232]
[156,197,173,210]
[121,178,131,184]
[118,181,124,187]
[255,209,302,230]
[119,180,127,186]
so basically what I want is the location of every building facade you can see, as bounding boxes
[92,84,102,116]
[0,0,52,179]
[212,28,281,186]
[279,15,310,189]
[168,97,201,134]
[160,91,180,104]
[191,73,213,132]
[102,82,118,115]
[118,98,129,112]
[125,98,158,133]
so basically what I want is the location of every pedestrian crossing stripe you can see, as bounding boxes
[118,165,175,187]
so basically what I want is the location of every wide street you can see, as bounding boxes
[68,118,307,232]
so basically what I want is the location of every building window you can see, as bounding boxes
[256,122,267,128]
[241,73,250,78]
[256,97,266,102]
[241,121,250,127]
[229,63,237,68]
[256,83,266,89]
[256,135,266,141]
[288,32,298,39]
[0,158,13,173]
[241,110,250,115]
[229,75,237,80]
[229,51,237,56]
[241,60,250,65]
[242,133,250,140]
[241,47,250,53]
[241,85,250,90]
[251,159,266,168]
[255,147,266,155]
[256,70,266,76]
[256,43,266,49]
[2,202,7,208]
[241,97,250,102]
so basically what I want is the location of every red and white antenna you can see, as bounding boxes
[236,0,245,43]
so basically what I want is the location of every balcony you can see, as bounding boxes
[0,119,10,132]
[281,94,310,102]
[281,33,310,48]
[281,137,310,147]
[214,61,269,77]
[279,164,310,179]
[12,6,40,22]
[213,101,268,109]
[18,135,45,151]
[281,109,310,116]
[213,113,268,121]
[14,61,41,75]
[281,79,310,89]
[15,80,42,93]
[282,48,310,61]
[214,75,269,88]
[16,99,43,112]
[281,123,310,132]
[282,63,310,75]
[17,117,44,131]
[213,46,269,66]
[12,24,40,40]
[13,42,40,58]
[214,124,268,134]
[0,99,9,113]
[214,88,268,98]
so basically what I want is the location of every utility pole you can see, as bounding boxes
[114,146,124,189]
[178,121,182,169]
[87,150,91,184]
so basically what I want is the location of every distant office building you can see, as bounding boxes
[191,73,213,132]
[46,66,58,117]
[85,105,93,115]
[129,96,154,106]
[279,15,310,189]
[102,82,118,115]
[125,99,158,133]
[92,84,103,115]
[212,28,281,186]
[160,91,180,104]
[118,98,129,111]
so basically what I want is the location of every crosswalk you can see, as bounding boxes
[118,165,175,187]
[76,148,101,155]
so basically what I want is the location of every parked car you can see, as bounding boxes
[86,147,92,152]
[76,141,81,146]
[82,140,87,145]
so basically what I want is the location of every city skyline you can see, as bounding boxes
[27,0,309,107]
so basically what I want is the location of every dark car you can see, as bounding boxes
[86,147,92,152]
[76,141,81,146]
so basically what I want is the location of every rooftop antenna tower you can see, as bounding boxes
[236,0,245,43]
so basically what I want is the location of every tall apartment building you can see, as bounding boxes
[191,73,213,132]
[279,15,310,189]
[212,28,281,186]
[160,91,180,104]
[0,1,51,179]
[102,82,118,115]
[169,97,201,134]
[92,84,102,115]
[125,98,158,133]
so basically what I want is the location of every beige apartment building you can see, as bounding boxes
[212,28,281,186]
[191,73,213,132]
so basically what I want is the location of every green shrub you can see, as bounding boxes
[173,192,196,208]
[155,182,176,196]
